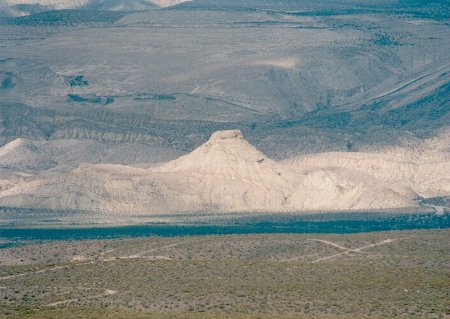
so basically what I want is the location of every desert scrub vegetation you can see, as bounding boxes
[1,305,417,319]
[0,230,449,318]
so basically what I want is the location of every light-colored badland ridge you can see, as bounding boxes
[1,129,448,214]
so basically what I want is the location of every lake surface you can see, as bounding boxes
[0,212,448,241]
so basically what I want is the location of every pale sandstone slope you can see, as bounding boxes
[283,130,450,199]
[0,138,55,171]
[0,130,416,213]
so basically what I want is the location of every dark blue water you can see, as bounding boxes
[0,212,448,241]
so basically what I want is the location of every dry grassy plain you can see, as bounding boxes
[1,230,449,318]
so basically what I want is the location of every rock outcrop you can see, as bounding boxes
[0,130,421,214]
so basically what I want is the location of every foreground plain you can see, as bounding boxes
[1,229,449,318]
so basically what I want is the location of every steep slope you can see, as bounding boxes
[284,130,450,199]
[0,130,417,214]
[153,130,414,211]
[150,130,298,212]
[289,167,415,211]
[150,0,189,7]
[0,138,55,171]
[83,0,158,11]
[0,137,181,171]
[4,0,183,10]
[5,0,88,10]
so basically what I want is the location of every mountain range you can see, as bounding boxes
[0,0,448,216]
